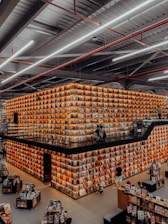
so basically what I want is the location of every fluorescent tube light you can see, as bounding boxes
[113,39,168,62]
[0,40,34,69]
[148,75,168,81]
[1,0,155,84]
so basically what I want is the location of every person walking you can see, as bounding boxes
[99,183,104,194]
[114,163,123,188]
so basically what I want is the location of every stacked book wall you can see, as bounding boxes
[6,125,168,199]
[5,83,167,144]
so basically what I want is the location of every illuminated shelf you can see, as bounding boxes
[6,83,167,143]
[6,125,168,199]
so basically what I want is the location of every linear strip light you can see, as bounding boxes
[148,69,168,81]
[0,40,34,69]
[113,39,168,62]
[148,75,168,81]
[1,0,155,84]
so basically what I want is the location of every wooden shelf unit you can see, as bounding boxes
[6,124,168,199]
[121,185,168,223]
[6,83,167,143]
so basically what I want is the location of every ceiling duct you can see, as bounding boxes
[28,20,62,36]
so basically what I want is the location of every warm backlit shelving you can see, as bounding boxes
[5,83,168,198]
[6,125,168,199]
[6,83,167,143]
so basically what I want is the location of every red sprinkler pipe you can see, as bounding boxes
[110,67,168,83]
[42,0,168,56]
[0,58,55,68]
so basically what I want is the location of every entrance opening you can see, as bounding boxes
[43,153,51,182]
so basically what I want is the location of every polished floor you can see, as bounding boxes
[1,159,168,224]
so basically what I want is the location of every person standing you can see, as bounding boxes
[115,163,123,188]
[94,124,106,143]
[157,105,162,119]
[95,124,101,141]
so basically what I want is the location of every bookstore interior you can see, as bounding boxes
[1,0,168,223]
[0,82,168,223]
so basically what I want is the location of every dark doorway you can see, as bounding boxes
[43,153,51,182]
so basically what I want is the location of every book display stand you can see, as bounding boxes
[142,161,164,192]
[41,200,68,224]
[16,182,41,209]
[2,173,22,194]
[0,203,12,224]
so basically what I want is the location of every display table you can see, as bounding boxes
[142,180,156,192]
[16,183,41,209]
[2,174,22,194]
[41,200,68,224]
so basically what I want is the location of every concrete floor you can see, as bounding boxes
[1,160,168,224]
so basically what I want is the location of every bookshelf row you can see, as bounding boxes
[6,83,167,143]
[122,184,168,223]
[6,125,168,199]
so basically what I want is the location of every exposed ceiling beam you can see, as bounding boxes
[128,52,159,77]
[0,0,47,51]
[0,0,19,27]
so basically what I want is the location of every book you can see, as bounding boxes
[130,185,136,194]
[148,193,153,201]
[142,189,148,197]
[163,198,168,206]
[156,196,161,203]
[132,205,137,217]
[127,203,133,214]
[136,188,142,196]
[125,184,131,193]
[150,214,155,224]
[138,210,144,220]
